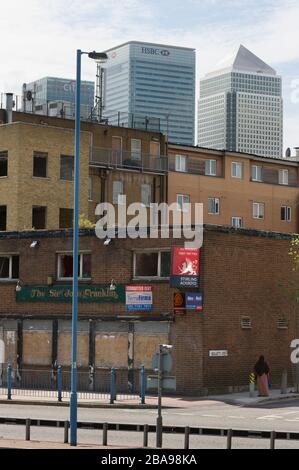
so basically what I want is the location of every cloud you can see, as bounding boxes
[0,0,297,149]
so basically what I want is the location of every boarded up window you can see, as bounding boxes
[23,320,52,366]
[57,321,89,367]
[133,322,169,369]
[95,322,128,368]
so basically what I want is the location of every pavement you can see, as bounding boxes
[0,388,299,409]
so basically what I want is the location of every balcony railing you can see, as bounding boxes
[90,147,168,174]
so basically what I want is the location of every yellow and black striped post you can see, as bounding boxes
[249,372,255,397]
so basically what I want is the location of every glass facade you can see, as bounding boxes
[23,77,94,120]
[104,42,196,146]
[198,47,283,158]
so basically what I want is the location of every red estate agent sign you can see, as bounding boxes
[170,247,200,288]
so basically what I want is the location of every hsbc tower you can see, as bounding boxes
[104,41,196,146]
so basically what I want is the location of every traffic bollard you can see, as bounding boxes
[57,366,62,402]
[143,424,149,448]
[227,429,233,449]
[102,423,108,446]
[184,426,190,449]
[25,419,31,441]
[270,431,276,449]
[7,364,12,400]
[64,420,69,444]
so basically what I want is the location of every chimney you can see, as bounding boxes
[5,93,14,123]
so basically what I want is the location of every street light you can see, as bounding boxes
[156,344,173,448]
[70,49,108,447]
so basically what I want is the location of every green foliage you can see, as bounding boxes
[79,214,95,229]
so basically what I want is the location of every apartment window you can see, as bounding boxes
[0,151,8,177]
[57,253,91,280]
[253,202,265,219]
[177,194,190,212]
[113,181,124,204]
[141,184,152,207]
[131,139,141,160]
[60,155,74,181]
[134,250,171,278]
[59,208,73,228]
[175,155,187,172]
[205,159,217,176]
[208,198,220,215]
[281,206,291,222]
[0,255,19,280]
[251,165,262,182]
[279,169,288,185]
[0,206,6,231]
[33,152,47,178]
[231,217,243,228]
[88,176,92,201]
[231,162,243,178]
[32,206,47,229]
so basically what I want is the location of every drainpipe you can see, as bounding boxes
[5,93,14,123]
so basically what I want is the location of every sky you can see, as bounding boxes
[0,0,298,152]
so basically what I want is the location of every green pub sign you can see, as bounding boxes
[16,285,125,303]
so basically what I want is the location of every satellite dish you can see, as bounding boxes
[26,90,33,101]
[285,147,291,158]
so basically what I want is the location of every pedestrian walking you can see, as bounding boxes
[254,355,270,397]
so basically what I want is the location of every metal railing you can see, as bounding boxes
[0,416,298,448]
[0,365,147,403]
[90,147,168,173]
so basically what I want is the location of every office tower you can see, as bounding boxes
[104,41,196,145]
[198,45,283,158]
[22,77,94,120]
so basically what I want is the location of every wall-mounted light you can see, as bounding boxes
[30,240,40,249]
[15,280,23,292]
[103,238,112,246]
[109,279,116,291]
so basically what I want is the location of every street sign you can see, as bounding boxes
[152,351,173,373]
[146,375,176,391]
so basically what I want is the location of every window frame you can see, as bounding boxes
[60,155,74,181]
[0,151,8,178]
[279,169,289,186]
[231,216,243,228]
[176,194,190,212]
[252,202,265,219]
[175,154,187,173]
[281,205,291,222]
[205,159,217,176]
[231,161,243,179]
[0,254,19,281]
[133,249,171,280]
[141,183,152,207]
[208,197,220,215]
[57,252,92,281]
[131,139,142,161]
[33,151,48,178]
[251,165,262,182]
[113,180,124,205]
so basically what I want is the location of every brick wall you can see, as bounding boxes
[0,226,298,395]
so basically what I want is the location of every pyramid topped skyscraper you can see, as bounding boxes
[198,45,283,158]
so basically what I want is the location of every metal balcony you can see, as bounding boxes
[90,147,168,174]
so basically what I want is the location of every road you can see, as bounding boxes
[0,400,299,448]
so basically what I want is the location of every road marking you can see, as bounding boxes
[201,414,221,418]
[227,416,245,419]
[257,415,284,420]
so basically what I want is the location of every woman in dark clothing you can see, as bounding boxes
[254,355,270,396]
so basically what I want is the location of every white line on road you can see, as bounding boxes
[201,415,221,418]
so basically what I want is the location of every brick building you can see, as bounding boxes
[168,144,299,233]
[0,226,298,395]
[0,107,299,234]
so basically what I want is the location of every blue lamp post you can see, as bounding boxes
[70,49,108,447]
